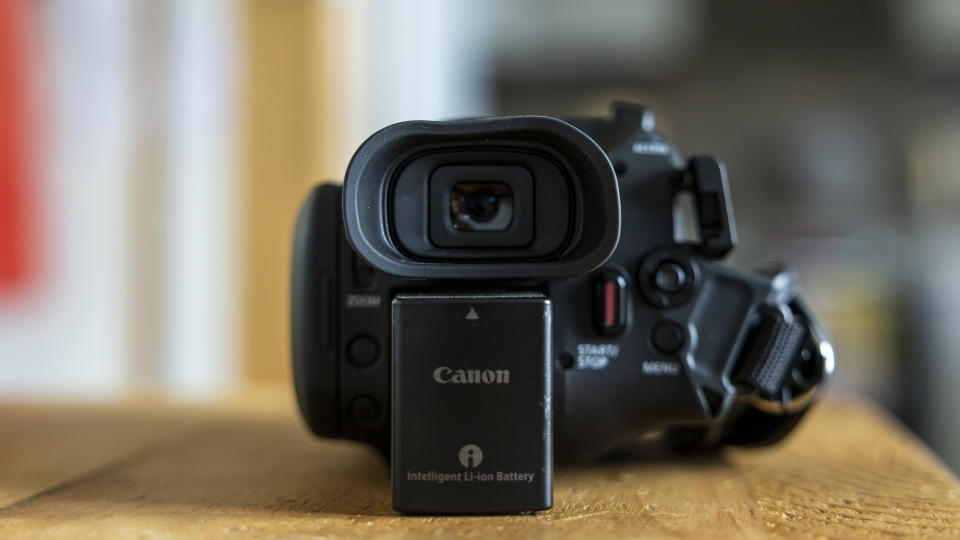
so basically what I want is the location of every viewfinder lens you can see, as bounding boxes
[449,182,514,231]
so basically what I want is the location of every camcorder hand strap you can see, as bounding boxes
[732,306,807,401]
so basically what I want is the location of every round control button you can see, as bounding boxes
[348,335,379,366]
[348,396,381,425]
[654,262,686,293]
[638,247,699,308]
[652,321,685,354]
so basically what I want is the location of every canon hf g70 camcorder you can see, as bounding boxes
[291,102,834,514]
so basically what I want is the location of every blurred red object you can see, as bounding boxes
[0,0,37,298]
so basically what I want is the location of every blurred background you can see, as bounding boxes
[2,0,960,471]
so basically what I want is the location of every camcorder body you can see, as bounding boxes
[291,103,834,514]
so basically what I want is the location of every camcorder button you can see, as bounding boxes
[348,335,380,366]
[651,321,686,354]
[594,270,628,335]
[638,247,699,308]
[653,262,687,293]
[348,395,382,425]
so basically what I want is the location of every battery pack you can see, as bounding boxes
[391,293,553,514]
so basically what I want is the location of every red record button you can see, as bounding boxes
[595,271,627,335]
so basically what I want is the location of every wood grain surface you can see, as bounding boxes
[1,390,958,539]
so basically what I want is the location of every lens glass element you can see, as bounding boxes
[449,182,514,231]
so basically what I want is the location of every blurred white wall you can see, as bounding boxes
[162,0,242,395]
[366,0,493,131]
[0,1,135,396]
[0,0,488,397]
[0,1,242,397]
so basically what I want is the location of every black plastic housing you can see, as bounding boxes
[292,183,341,438]
[291,102,835,512]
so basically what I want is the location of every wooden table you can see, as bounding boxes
[1,388,958,538]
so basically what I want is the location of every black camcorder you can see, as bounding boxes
[291,102,835,514]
